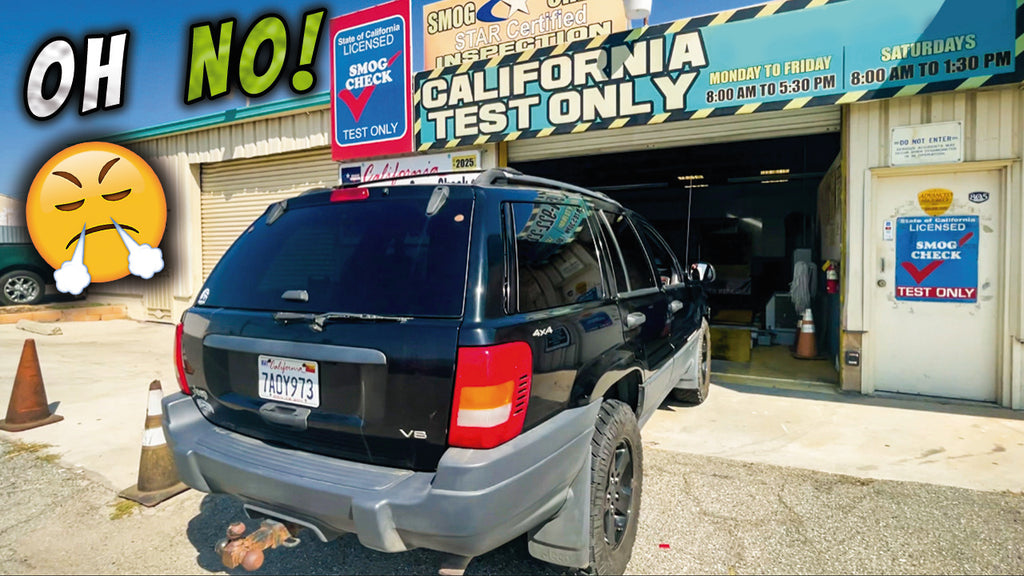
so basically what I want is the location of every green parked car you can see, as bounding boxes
[0,226,53,306]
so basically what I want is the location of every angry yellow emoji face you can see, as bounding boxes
[26,142,166,283]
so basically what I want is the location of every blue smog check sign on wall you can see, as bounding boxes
[331,0,413,160]
[895,215,979,303]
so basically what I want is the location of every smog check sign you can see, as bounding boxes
[330,0,413,160]
[895,216,978,303]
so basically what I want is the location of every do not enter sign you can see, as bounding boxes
[895,215,979,302]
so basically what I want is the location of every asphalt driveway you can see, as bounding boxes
[1,318,1023,574]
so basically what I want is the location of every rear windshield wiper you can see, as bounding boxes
[273,310,412,331]
[273,311,316,325]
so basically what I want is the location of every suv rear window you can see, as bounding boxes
[198,195,474,317]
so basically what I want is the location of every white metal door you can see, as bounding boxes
[868,168,1003,401]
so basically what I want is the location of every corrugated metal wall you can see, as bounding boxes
[200,148,338,194]
[111,105,332,320]
[0,195,25,226]
[199,148,338,278]
[0,226,31,244]
[817,156,843,263]
[183,108,332,164]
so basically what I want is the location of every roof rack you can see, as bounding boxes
[474,168,620,206]
[332,166,619,206]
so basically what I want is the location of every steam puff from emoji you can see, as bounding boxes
[54,224,91,295]
[27,142,167,289]
[111,218,164,279]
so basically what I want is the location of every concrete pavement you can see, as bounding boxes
[1,318,1023,494]
[646,380,1024,493]
[0,320,176,491]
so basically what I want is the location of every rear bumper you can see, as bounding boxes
[162,393,599,557]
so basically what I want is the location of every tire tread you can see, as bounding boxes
[586,400,642,575]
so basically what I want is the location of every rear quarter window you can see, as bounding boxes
[510,201,604,314]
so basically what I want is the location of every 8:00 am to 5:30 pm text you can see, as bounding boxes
[705,74,836,104]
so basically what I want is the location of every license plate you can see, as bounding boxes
[258,355,320,408]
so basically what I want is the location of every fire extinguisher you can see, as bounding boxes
[823,260,839,295]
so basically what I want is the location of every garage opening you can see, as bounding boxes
[512,132,842,389]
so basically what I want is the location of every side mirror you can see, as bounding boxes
[689,262,716,284]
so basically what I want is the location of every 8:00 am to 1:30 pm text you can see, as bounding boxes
[849,50,1013,86]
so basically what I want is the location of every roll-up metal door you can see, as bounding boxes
[508,106,841,163]
[200,148,337,278]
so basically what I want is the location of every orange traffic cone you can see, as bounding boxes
[119,380,188,506]
[794,308,818,360]
[0,339,63,432]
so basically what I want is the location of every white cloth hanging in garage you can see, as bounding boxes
[790,261,817,314]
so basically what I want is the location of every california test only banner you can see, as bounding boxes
[415,0,1019,149]
[331,0,414,160]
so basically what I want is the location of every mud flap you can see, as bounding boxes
[673,326,703,391]
[526,453,592,569]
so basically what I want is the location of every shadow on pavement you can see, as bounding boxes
[710,379,1024,421]
[39,289,83,305]
[186,494,567,575]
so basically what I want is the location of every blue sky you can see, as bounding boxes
[1,0,759,201]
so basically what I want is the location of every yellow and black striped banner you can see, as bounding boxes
[414,0,1023,152]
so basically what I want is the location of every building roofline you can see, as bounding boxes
[109,91,330,144]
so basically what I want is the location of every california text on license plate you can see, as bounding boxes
[258,355,320,408]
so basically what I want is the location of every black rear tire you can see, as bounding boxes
[586,400,642,575]
[0,270,44,306]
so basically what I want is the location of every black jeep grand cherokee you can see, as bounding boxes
[164,168,713,575]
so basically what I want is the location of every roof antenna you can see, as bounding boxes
[679,176,698,265]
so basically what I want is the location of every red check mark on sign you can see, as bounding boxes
[902,260,942,284]
[900,231,974,284]
[337,50,402,123]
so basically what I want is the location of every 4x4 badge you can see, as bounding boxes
[532,326,553,337]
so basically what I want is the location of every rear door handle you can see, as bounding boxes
[259,402,311,431]
[669,300,684,314]
[625,312,647,330]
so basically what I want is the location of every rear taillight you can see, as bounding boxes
[174,322,191,395]
[330,188,370,202]
[449,342,532,449]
